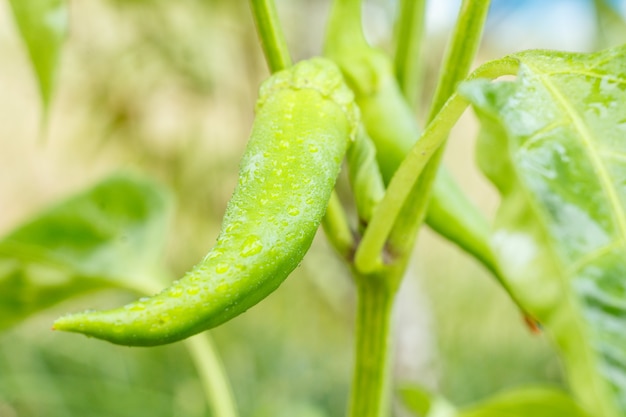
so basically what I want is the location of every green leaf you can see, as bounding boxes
[0,174,172,330]
[459,387,590,417]
[462,45,626,417]
[8,0,68,110]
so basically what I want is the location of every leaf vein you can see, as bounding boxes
[567,240,625,275]
[536,72,626,243]
[543,71,626,87]
[518,120,568,151]
[600,149,626,163]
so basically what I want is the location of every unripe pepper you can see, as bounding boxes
[54,58,358,346]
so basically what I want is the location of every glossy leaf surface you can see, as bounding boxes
[463,45,626,417]
[0,174,172,329]
[459,387,590,417]
[8,0,67,109]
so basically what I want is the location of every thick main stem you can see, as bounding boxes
[348,277,395,417]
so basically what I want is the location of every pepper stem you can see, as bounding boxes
[249,0,292,73]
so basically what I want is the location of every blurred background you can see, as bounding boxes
[0,0,624,416]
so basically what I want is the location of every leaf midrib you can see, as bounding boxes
[534,70,626,243]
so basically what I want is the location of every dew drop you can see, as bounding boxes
[309,144,318,153]
[206,250,222,261]
[241,235,263,257]
[216,263,230,274]
[186,286,200,295]
[225,222,242,233]
[170,287,183,298]
[287,206,300,216]
[127,303,146,311]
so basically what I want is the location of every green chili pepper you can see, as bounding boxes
[53,58,358,346]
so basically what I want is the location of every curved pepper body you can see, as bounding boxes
[54,58,358,346]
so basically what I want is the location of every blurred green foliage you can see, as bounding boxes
[7,0,67,111]
[0,174,172,330]
[1,0,625,416]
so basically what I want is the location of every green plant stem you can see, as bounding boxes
[411,0,494,278]
[322,191,355,260]
[354,58,519,273]
[347,127,386,227]
[324,3,401,417]
[393,0,500,283]
[393,0,427,108]
[249,0,292,72]
[423,169,500,277]
[325,0,369,52]
[184,334,239,417]
[354,92,469,272]
[386,0,489,259]
[355,0,492,269]
[427,0,491,122]
[348,275,395,417]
